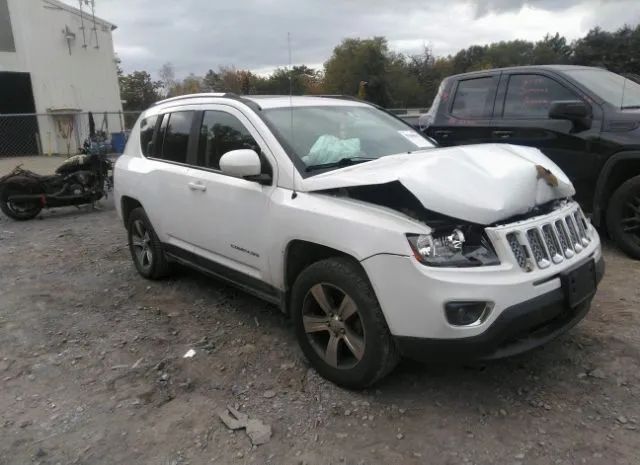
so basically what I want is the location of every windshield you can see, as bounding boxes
[261,105,435,172]
[565,69,640,109]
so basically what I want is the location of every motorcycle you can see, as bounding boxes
[0,152,113,220]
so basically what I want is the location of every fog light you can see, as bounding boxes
[445,302,491,326]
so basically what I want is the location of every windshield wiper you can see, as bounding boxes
[621,105,640,109]
[305,157,376,172]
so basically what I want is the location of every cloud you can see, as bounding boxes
[469,0,581,17]
[579,0,640,30]
[83,0,637,77]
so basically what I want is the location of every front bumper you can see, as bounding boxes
[395,256,604,361]
[361,201,602,342]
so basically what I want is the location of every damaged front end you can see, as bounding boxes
[324,181,502,267]
[300,143,576,225]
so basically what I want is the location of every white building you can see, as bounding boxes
[0,0,123,155]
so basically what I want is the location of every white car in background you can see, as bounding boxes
[114,94,604,388]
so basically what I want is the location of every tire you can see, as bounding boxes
[290,257,399,389]
[127,207,171,279]
[606,175,640,259]
[0,182,42,220]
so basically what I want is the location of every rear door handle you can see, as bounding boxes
[433,130,453,138]
[492,130,514,139]
[188,182,207,192]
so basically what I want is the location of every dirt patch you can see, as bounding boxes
[0,203,639,465]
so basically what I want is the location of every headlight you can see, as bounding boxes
[406,227,500,267]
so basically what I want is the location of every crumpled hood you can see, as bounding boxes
[300,143,575,225]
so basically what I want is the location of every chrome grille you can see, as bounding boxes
[542,224,563,264]
[554,220,574,258]
[526,229,550,268]
[574,211,590,247]
[500,204,593,272]
[507,232,528,269]
[565,215,582,252]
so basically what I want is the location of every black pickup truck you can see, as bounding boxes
[414,65,640,259]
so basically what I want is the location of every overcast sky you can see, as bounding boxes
[85,0,639,77]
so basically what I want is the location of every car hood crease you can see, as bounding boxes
[300,144,575,225]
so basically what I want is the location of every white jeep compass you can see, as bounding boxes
[114,93,604,388]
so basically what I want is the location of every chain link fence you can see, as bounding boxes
[0,111,143,157]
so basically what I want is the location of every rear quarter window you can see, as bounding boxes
[139,115,158,156]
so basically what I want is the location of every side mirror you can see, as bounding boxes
[548,100,590,121]
[219,149,262,178]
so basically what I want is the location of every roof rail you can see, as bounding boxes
[152,92,238,107]
[315,95,363,102]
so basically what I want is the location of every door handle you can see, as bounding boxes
[492,130,514,139]
[433,130,453,138]
[188,182,207,192]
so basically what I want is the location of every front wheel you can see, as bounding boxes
[290,257,399,389]
[0,183,42,220]
[607,175,640,259]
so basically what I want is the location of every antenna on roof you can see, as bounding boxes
[288,31,298,200]
[90,0,100,49]
[78,0,88,48]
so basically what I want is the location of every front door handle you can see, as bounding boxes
[188,182,207,192]
[492,130,514,139]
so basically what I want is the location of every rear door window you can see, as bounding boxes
[451,77,496,119]
[158,111,194,164]
[196,110,260,170]
[503,74,578,118]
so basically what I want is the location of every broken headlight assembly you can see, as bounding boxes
[406,226,500,267]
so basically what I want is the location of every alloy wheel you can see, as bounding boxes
[621,193,640,244]
[131,219,153,272]
[302,283,366,369]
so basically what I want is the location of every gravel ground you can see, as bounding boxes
[0,197,639,465]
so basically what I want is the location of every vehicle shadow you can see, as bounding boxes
[34,199,116,221]
[370,331,597,412]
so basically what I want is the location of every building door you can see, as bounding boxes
[0,72,40,156]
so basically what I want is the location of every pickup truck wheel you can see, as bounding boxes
[607,175,640,259]
[291,257,399,389]
[127,207,171,279]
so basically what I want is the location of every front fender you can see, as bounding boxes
[593,151,640,226]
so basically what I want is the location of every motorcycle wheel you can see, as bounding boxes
[0,183,43,220]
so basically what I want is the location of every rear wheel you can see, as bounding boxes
[127,207,171,279]
[0,183,42,220]
[607,175,640,259]
[290,257,399,389]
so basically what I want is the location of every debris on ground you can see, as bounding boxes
[245,418,272,445]
[218,406,272,445]
[218,406,248,430]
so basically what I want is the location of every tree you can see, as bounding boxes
[532,33,572,65]
[572,25,640,74]
[259,65,322,95]
[158,62,177,97]
[203,69,223,92]
[119,71,163,111]
[324,37,393,106]
[117,23,640,111]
